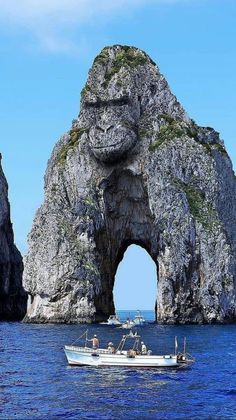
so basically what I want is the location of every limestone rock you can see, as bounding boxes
[0,154,27,320]
[23,45,236,324]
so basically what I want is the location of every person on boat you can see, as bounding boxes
[141,341,147,355]
[107,342,115,354]
[88,334,99,349]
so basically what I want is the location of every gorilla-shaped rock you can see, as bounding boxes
[23,45,236,324]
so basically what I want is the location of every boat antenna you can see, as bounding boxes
[183,337,186,358]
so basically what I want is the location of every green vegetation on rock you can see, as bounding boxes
[81,84,93,97]
[51,183,58,195]
[137,111,155,140]
[149,117,187,152]
[102,47,150,88]
[159,113,176,124]
[80,84,99,98]
[222,276,233,291]
[210,142,228,157]
[83,260,99,275]
[57,128,88,166]
[93,47,109,66]
[172,177,219,230]
[149,114,227,157]
[197,140,228,157]
[83,195,97,208]
[60,219,87,255]
[183,185,208,225]
[81,193,100,221]
[138,127,152,139]
[61,220,75,239]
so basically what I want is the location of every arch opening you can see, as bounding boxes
[113,244,158,321]
[93,169,160,323]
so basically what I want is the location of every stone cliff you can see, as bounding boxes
[23,45,236,324]
[0,154,27,320]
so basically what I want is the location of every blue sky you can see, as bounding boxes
[0,0,235,309]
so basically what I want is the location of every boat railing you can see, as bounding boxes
[65,345,111,354]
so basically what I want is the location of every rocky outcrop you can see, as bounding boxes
[23,45,236,324]
[0,154,27,320]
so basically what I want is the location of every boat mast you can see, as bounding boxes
[71,329,88,346]
[175,336,178,355]
[183,337,186,357]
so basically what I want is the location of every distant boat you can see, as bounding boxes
[119,310,146,328]
[64,331,195,368]
[119,318,135,329]
[100,314,122,326]
[133,310,146,326]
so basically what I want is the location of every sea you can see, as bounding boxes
[0,310,236,419]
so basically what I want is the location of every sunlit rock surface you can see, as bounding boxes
[0,154,26,320]
[23,45,236,324]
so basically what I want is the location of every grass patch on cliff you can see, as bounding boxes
[60,220,87,255]
[137,112,156,140]
[57,128,88,166]
[82,194,99,210]
[197,141,228,158]
[93,47,109,66]
[138,127,153,139]
[83,260,99,275]
[81,84,99,98]
[149,114,227,157]
[102,48,150,88]
[183,185,207,224]
[172,177,218,230]
[210,142,228,157]
[51,183,58,194]
[149,118,187,152]
[222,276,234,291]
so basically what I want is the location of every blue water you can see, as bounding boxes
[0,311,236,419]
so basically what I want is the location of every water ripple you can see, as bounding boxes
[0,320,236,419]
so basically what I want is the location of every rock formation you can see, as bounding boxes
[23,45,236,324]
[0,154,27,320]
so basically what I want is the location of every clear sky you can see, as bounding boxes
[0,0,235,309]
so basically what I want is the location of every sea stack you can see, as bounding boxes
[0,154,26,320]
[23,45,236,324]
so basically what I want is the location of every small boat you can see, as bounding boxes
[119,318,135,329]
[100,314,122,326]
[64,331,195,368]
[133,310,146,326]
[119,311,146,328]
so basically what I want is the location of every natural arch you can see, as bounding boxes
[113,244,157,315]
[93,169,160,322]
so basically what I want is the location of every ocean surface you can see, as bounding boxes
[0,310,236,419]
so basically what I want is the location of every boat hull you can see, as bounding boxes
[64,346,179,368]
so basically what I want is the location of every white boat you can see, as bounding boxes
[133,310,146,326]
[119,311,146,328]
[119,318,135,329]
[64,331,194,368]
[100,314,122,326]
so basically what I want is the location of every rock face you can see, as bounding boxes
[23,45,236,324]
[0,154,27,320]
